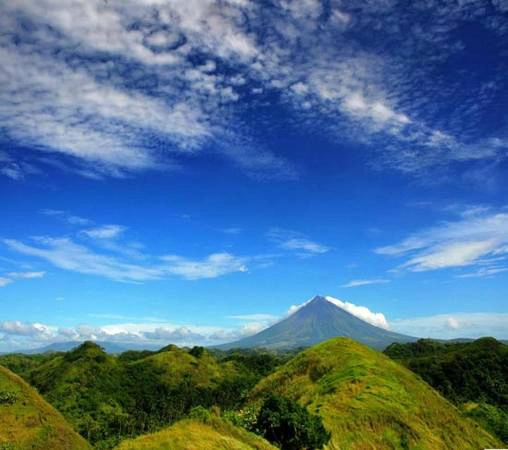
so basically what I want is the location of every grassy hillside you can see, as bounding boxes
[115,413,277,450]
[384,337,508,443]
[27,341,129,447]
[249,337,500,450]
[0,365,91,449]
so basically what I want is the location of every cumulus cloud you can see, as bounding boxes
[341,278,390,288]
[324,296,390,329]
[0,317,267,352]
[376,208,508,275]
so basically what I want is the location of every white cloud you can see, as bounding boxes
[391,312,508,339]
[6,271,45,279]
[376,209,508,274]
[226,314,278,321]
[0,321,53,339]
[280,238,329,255]
[40,209,92,226]
[0,0,294,179]
[82,225,126,239]
[161,253,247,280]
[4,237,248,282]
[0,277,13,287]
[0,316,268,352]
[2,0,505,181]
[324,296,390,329]
[341,278,390,288]
[267,228,330,257]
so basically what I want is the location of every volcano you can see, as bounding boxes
[218,295,416,350]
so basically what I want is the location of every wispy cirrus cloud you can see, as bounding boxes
[40,209,93,226]
[267,228,330,257]
[226,313,278,322]
[1,0,506,181]
[82,225,126,240]
[0,277,13,287]
[3,237,248,282]
[341,278,390,288]
[6,271,45,279]
[376,208,508,276]
[0,270,45,288]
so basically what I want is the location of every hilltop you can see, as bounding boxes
[115,412,276,450]
[0,365,91,449]
[219,295,416,351]
[249,337,500,449]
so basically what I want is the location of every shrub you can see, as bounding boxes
[254,394,330,450]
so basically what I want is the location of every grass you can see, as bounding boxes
[115,413,277,450]
[249,337,501,450]
[0,365,91,450]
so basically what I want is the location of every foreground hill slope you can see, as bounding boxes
[219,296,415,351]
[0,365,91,449]
[115,415,277,450]
[384,337,508,443]
[249,337,500,449]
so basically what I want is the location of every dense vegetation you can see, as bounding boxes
[384,337,508,443]
[0,337,504,449]
[253,394,330,449]
[0,342,286,449]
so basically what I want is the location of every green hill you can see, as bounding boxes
[0,365,91,449]
[249,337,500,449]
[115,414,276,450]
[20,342,274,448]
[27,341,128,446]
[384,337,508,443]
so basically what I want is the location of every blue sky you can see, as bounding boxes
[1,0,507,351]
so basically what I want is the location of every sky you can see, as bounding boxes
[1,0,508,352]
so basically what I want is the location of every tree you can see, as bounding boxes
[254,394,330,450]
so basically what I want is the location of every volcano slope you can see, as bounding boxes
[0,365,91,449]
[248,337,500,450]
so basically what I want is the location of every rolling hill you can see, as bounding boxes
[0,365,91,449]
[248,337,501,449]
[115,413,276,450]
[19,341,273,447]
[219,295,416,350]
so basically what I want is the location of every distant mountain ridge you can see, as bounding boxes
[2,340,159,355]
[218,295,417,350]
